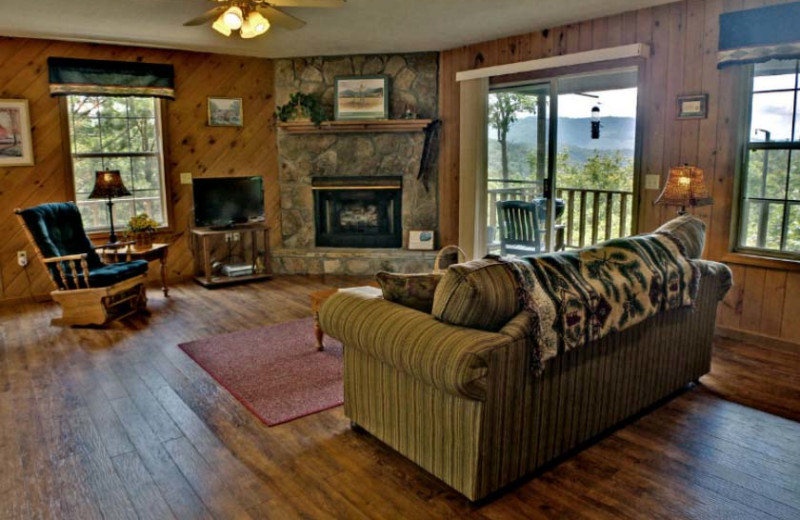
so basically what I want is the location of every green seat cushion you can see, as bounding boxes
[79,260,149,288]
[656,214,706,258]
[18,202,103,268]
[18,202,149,289]
[432,258,522,332]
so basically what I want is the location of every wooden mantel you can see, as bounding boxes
[277,119,433,134]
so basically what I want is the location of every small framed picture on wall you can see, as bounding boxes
[676,94,708,119]
[0,99,34,166]
[208,97,243,127]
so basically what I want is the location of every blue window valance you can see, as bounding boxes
[48,57,175,99]
[718,1,800,68]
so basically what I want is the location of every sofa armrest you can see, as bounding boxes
[319,287,515,400]
[692,259,733,301]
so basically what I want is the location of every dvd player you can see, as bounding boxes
[221,264,255,277]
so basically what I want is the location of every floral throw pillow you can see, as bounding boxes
[376,272,443,313]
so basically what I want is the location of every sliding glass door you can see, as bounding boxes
[486,66,639,257]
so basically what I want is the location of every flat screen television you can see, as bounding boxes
[193,176,265,228]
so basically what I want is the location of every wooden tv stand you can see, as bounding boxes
[191,223,272,288]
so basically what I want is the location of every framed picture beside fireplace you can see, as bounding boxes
[408,230,434,250]
[334,75,389,120]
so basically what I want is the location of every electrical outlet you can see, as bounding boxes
[180,172,193,184]
[645,174,660,190]
[17,250,28,267]
[224,232,241,242]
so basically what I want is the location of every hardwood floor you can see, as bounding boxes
[1,276,798,519]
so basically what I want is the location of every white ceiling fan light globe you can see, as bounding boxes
[240,17,257,38]
[212,14,233,36]
[249,11,270,35]
[222,6,244,30]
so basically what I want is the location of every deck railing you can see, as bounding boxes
[488,179,633,250]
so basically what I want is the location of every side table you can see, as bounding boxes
[100,243,170,296]
[310,282,380,351]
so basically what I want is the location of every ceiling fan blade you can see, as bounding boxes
[183,6,227,26]
[266,0,345,7]
[257,6,306,30]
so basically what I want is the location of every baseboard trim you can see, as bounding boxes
[715,326,800,353]
[0,293,52,306]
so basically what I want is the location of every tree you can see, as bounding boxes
[489,93,536,181]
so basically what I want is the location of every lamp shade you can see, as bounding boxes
[655,165,713,209]
[88,170,131,200]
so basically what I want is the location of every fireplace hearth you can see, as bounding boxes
[312,176,402,248]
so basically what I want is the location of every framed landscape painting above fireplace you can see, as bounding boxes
[334,75,389,120]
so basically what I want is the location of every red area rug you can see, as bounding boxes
[178,317,343,426]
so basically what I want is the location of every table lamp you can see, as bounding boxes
[88,170,131,243]
[654,164,713,215]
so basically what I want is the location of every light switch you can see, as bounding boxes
[180,172,193,184]
[645,174,660,190]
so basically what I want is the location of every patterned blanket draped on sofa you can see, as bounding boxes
[498,232,699,372]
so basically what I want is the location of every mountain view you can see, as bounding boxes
[488,115,637,184]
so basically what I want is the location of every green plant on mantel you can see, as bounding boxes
[275,92,326,125]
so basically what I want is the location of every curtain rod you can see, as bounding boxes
[455,43,651,82]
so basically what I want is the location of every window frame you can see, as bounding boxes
[59,96,174,238]
[733,60,800,261]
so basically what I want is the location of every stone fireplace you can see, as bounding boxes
[271,52,441,275]
[313,177,402,248]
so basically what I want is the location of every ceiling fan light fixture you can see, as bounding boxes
[212,14,232,36]
[222,6,244,30]
[250,11,270,35]
[240,11,270,39]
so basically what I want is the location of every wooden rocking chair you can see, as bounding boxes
[15,202,149,327]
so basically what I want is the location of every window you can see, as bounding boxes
[486,67,639,256]
[737,59,800,257]
[65,95,168,232]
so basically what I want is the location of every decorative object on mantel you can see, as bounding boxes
[676,94,708,119]
[127,213,158,251]
[88,170,131,244]
[655,164,713,215]
[275,92,326,126]
[0,99,34,167]
[182,0,345,39]
[418,119,441,192]
[408,230,435,250]
[276,118,432,134]
[334,75,389,120]
[208,97,243,127]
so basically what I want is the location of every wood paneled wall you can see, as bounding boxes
[0,37,279,303]
[437,0,800,345]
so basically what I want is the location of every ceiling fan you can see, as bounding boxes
[184,0,345,39]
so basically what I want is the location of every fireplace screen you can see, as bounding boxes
[313,177,402,248]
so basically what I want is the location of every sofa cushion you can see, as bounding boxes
[376,272,442,313]
[432,258,522,332]
[656,214,706,258]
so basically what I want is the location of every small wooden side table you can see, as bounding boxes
[310,282,379,351]
[100,243,170,296]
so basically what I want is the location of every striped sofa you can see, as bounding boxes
[319,257,731,501]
